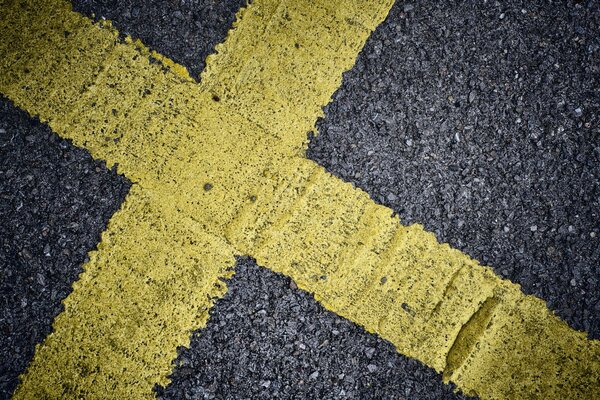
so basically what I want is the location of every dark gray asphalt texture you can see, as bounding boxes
[1,0,599,398]
[0,98,130,398]
[72,0,247,79]
[157,258,470,400]
[308,0,600,339]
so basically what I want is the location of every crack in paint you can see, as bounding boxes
[443,294,500,383]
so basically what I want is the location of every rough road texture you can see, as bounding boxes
[73,0,247,79]
[0,98,130,398]
[157,258,470,400]
[65,1,475,398]
[308,0,600,339]
[3,0,597,398]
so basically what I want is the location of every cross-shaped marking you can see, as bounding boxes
[1,0,599,399]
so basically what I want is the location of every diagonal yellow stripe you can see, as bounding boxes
[14,185,236,399]
[1,0,598,399]
[237,157,600,399]
[199,0,394,155]
[0,0,395,397]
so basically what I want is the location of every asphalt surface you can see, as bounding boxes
[1,0,598,398]
[157,258,469,400]
[309,0,600,339]
[0,98,130,398]
[72,0,246,80]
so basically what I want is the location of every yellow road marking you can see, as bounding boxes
[0,0,392,397]
[199,0,393,154]
[245,157,600,399]
[14,185,236,398]
[0,0,598,399]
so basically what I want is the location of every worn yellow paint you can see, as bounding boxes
[1,0,599,399]
[199,0,395,155]
[0,0,394,398]
[240,157,600,399]
[13,185,236,399]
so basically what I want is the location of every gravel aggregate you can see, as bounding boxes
[0,98,130,398]
[157,258,470,400]
[308,0,600,339]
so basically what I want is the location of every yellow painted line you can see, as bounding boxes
[0,0,598,399]
[0,0,393,397]
[199,0,394,155]
[14,185,236,399]
[239,157,600,399]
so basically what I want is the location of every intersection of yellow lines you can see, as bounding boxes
[1,0,598,398]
